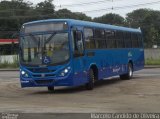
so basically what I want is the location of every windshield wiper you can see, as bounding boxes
[44,32,57,44]
[29,33,39,44]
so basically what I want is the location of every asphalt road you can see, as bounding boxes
[0,68,160,115]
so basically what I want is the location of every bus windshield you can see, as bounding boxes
[19,32,70,66]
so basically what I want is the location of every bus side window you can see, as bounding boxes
[131,33,138,48]
[116,31,125,48]
[106,30,115,48]
[84,28,95,49]
[124,32,131,48]
[94,29,106,49]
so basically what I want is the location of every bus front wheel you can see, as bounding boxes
[85,69,95,90]
[120,63,133,80]
[48,86,55,92]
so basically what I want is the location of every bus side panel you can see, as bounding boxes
[72,57,88,86]
[85,50,105,80]
[85,48,144,80]
[84,49,126,80]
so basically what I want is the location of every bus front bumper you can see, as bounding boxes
[20,75,73,88]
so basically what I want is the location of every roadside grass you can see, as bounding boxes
[145,58,160,65]
[0,55,19,68]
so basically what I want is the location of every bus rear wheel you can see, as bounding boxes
[48,86,55,92]
[120,63,133,80]
[85,69,95,90]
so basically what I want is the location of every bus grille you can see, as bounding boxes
[35,80,53,85]
[33,74,55,78]
[27,68,55,73]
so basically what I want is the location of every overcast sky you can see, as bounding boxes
[28,0,160,18]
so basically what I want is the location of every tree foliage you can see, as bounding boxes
[0,0,160,48]
[126,9,160,47]
[35,0,55,16]
[0,0,91,38]
[0,0,32,38]
[94,13,125,26]
[56,9,91,21]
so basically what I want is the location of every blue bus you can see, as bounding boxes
[19,19,144,91]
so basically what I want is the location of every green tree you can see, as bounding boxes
[93,13,125,26]
[126,9,150,28]
[35,0,55,18]
[55,9,73,18]
[126,9,160,48]
[55,9,91,21]
[0,0,32,38]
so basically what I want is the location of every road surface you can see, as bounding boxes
[0,68,160,114]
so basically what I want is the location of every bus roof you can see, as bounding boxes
[23,19,141,33]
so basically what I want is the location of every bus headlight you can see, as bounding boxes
[21,71,25,75]
[64,69,68,73]
[21,70,30,78]
[59,67,71,77]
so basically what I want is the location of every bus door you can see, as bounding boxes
[71,28,86,84]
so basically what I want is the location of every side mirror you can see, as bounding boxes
[77,40,83,53]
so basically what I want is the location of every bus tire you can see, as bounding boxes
[48,86,55,92]
[120,63,133,80]
[85,69,95,90]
